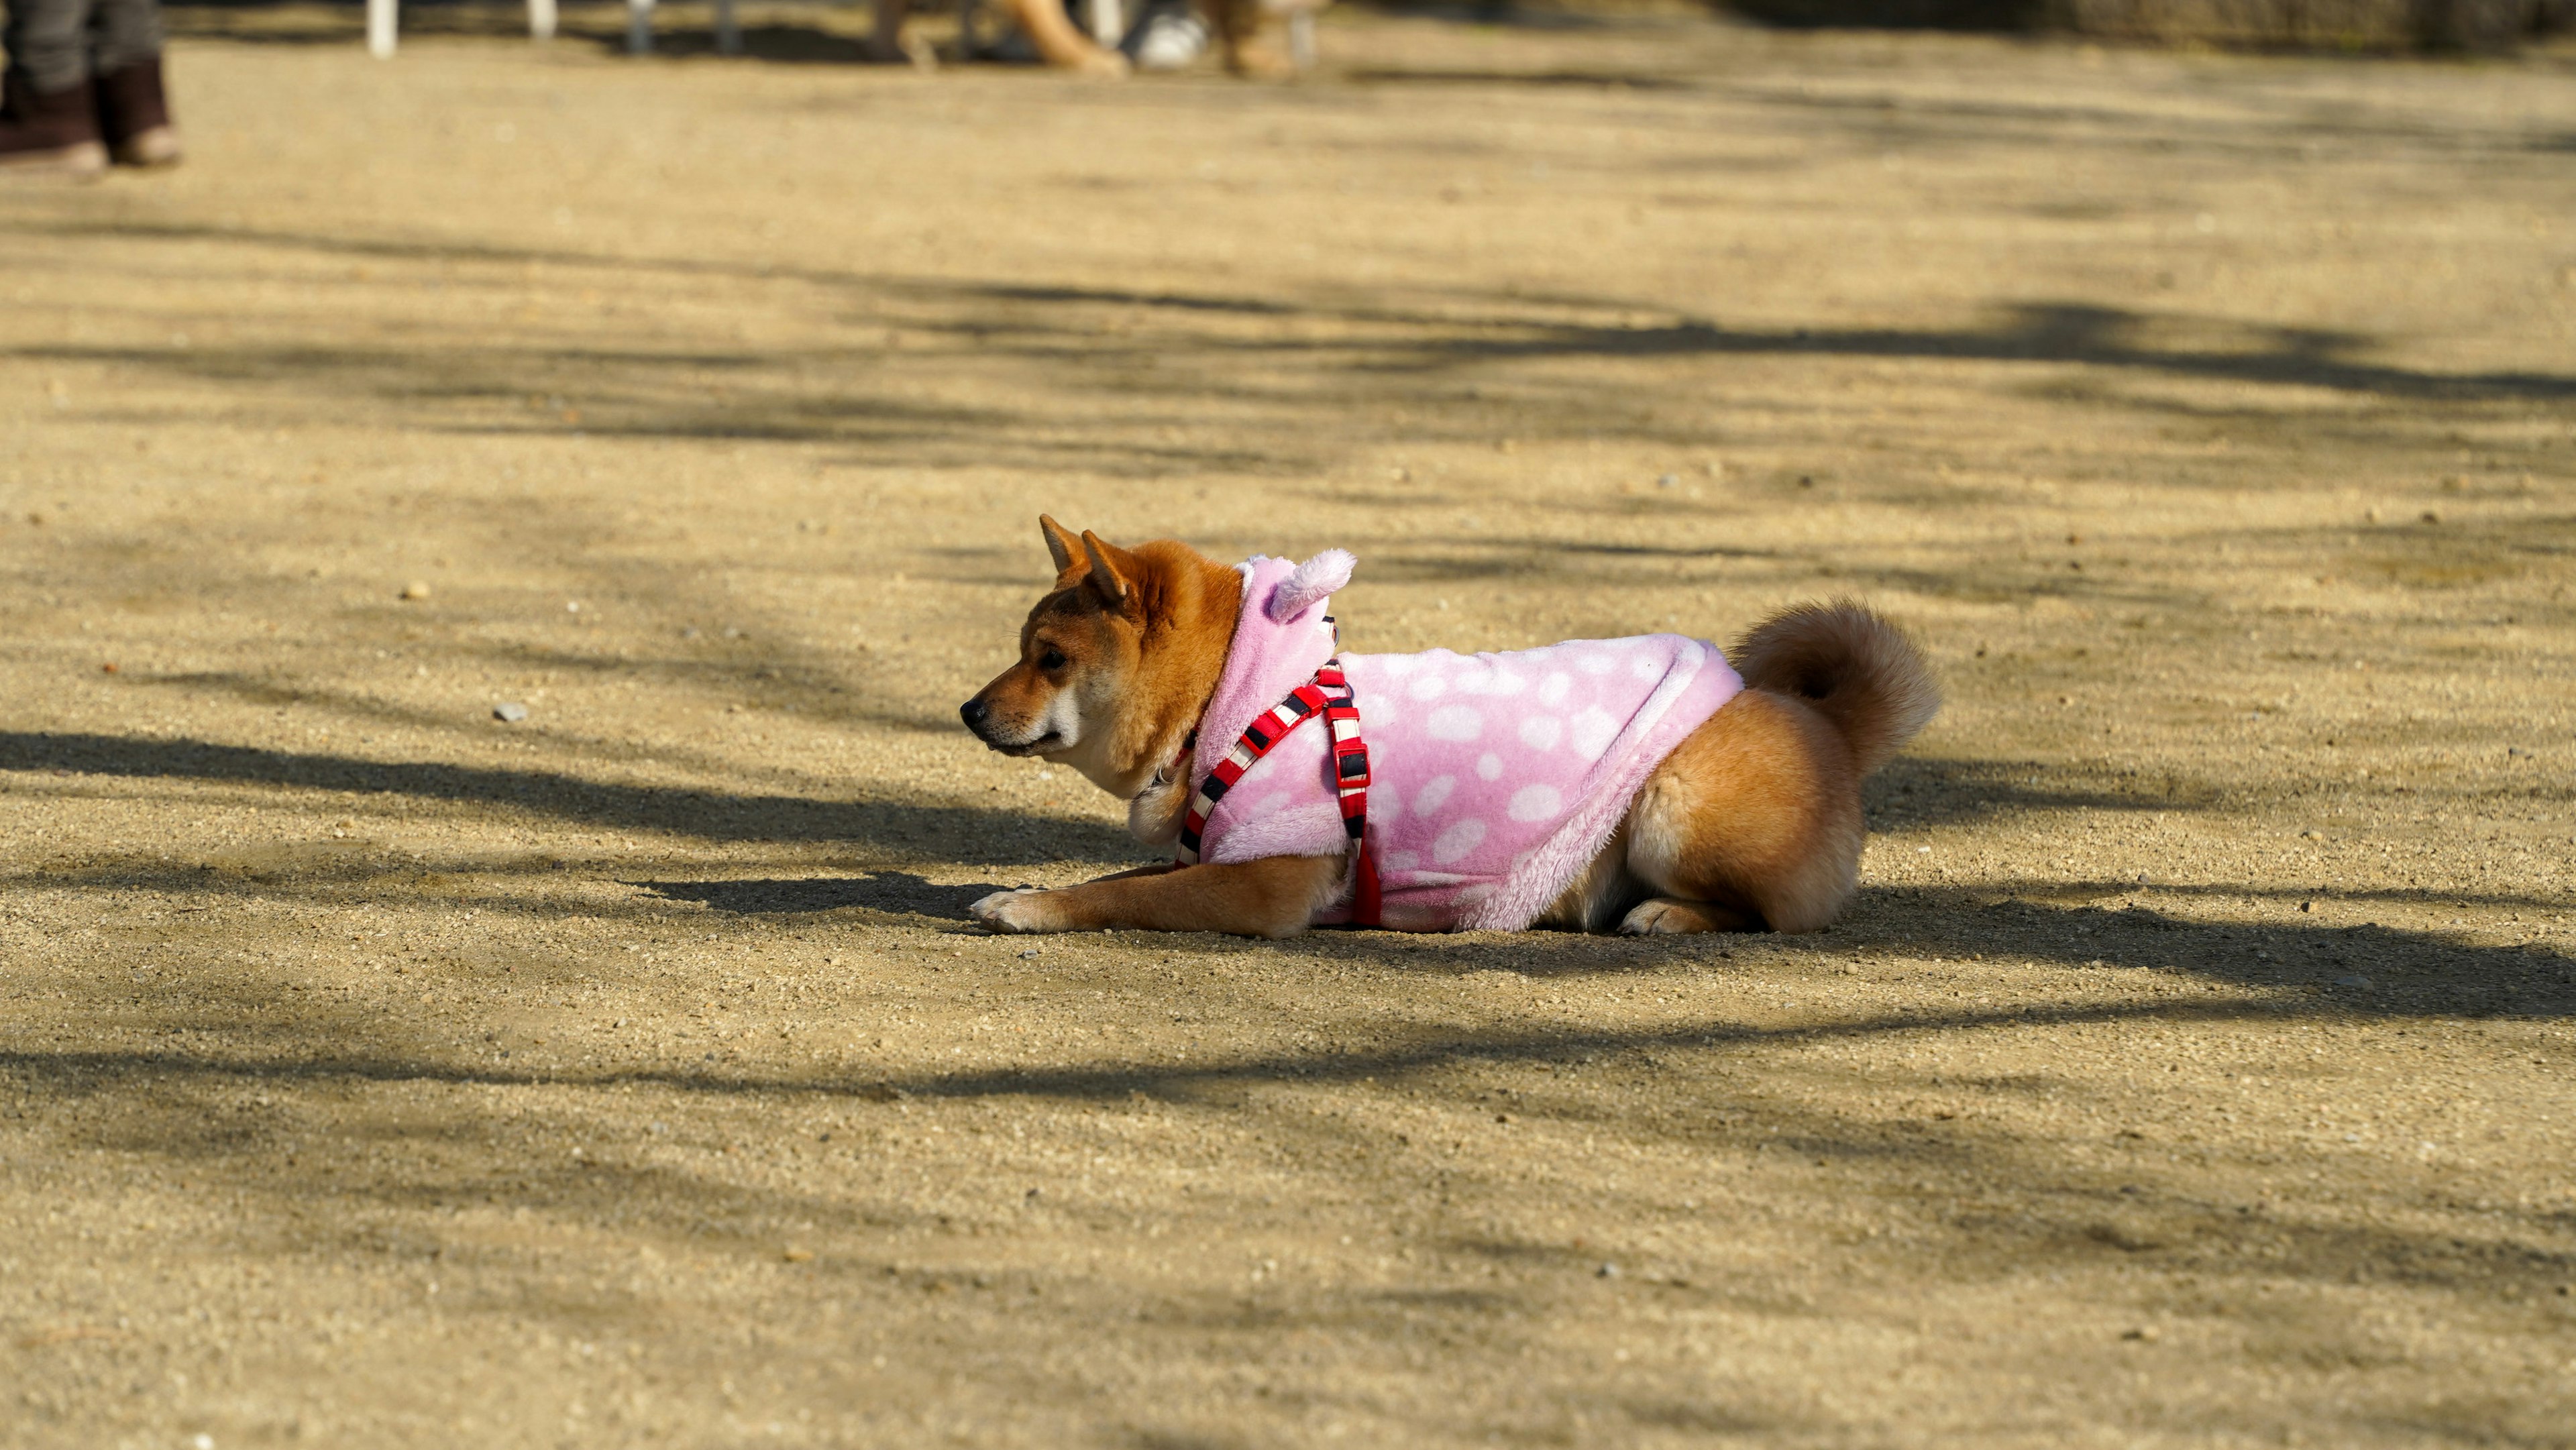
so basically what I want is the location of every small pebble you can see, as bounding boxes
[1596,1262,1619,1278]
[2334,974,2372,989]
[493,702,530,723]
[400,581,431,601]
[2122,1326,2160,1342]
[782,1247,814,1263]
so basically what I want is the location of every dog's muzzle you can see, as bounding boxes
[960,698,1058,755]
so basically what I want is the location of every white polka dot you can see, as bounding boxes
[1569,706,1618,760]
[1381,850,1420,875]
[1431,818,1486,865]
[1629,653,1661,680]
[1578,651,1619,675]
[1454,884,1493,909]
[1537,673,1571,706]
[1412,774,1456,817]
[1375,782,1404,819]
[1677,640,1705,669]
[1255,791,1290,813]
[1507,784,1562,822]
[1377,655,1417,676]
[1475,752,1504,781]
[1518,715,1562,750]
[1487,669,1527,696]
[1426,704,1483,741]
[1407,673,1448,702]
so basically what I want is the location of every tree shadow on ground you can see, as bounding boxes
[5,730,2565,1016]
[631,870,1008,917]
[0,730,1141,863]
[7,918,2569,1300]
[12,212,2571,455]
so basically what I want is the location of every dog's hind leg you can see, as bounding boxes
[1614,688,1866,934]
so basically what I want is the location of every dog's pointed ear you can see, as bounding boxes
[1078,530,1136,610]
[1038,515,1082,577]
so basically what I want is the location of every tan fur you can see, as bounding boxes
[1620,689,1866,934]
[964,522,1938,939]
[971,855,1345,939]
[1730,599,1943,779]
[961,516,1242,803]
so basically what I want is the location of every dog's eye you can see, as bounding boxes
[1037,647,1067,671]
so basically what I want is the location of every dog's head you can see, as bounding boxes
[959,517,1238,800]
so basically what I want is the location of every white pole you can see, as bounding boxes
[366,0,396,58]
[716,0,741,54]
[627,0,655,54]
[1088,0,1122,48]
[529,0,557,40]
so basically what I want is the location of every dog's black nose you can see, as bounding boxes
[959,699,989,731]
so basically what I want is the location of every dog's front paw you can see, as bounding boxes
[971,887,1068,934]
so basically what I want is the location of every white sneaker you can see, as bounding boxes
[1129,11,1209,70]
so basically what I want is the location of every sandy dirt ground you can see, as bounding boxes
[2,7,2573,1446]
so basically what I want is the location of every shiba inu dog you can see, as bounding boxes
[959,517,1937,939]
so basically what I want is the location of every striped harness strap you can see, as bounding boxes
[1175,659,1381,926]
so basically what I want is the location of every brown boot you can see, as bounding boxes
[95,58,179,168]
[0,72,107,178]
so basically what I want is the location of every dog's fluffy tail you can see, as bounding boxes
[1729,600,1939,777]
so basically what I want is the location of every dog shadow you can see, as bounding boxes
[629,871,1012,919]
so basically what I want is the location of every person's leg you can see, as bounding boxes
[89,0,162,75]
[89,0,178,166]
[1,0,107,176]
[4,0,95,93]
[998,0,1126,72]
[1202,0,1290,78]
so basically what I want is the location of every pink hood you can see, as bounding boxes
[1192,552,1742,932]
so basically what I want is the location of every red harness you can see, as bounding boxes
[1173,659,1380,927]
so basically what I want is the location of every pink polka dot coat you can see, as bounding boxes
[1189,553,1743,932]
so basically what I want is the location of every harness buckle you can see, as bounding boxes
[1334,746,1371,790]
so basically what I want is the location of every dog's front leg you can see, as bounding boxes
[971,855,1344,939]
